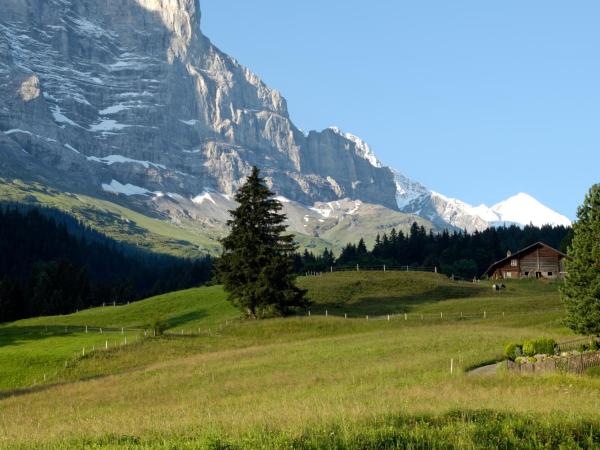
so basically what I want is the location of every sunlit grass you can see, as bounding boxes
[1,271,596,448]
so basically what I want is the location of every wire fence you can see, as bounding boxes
[304,308,565,322]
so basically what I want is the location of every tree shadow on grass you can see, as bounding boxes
[164,311,208,329]
[0,374,109,400]
[0,325,85,349]
[310,284,488,316]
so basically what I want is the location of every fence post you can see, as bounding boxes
[325,310,328,317]
[308,310,311,317]
[345,313,347,319]
[440,312,443,319]
[105,340,108,349]
[484,311,487,319]
[100,328,103,334]
[383,264,386,272]
[121,327,124,335]
[366,315,369,321]
[356,264,359,272]
[406,265,409,272]
[435,266,438,273]
[405,313,408,321]
[82,347,85,356]
[387,314,390,321]
[85,326,88,334]
[450,358,454,375]
[331,266,333,273]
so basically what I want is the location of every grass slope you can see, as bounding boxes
[1,272,598,449]
[0,179,339,256]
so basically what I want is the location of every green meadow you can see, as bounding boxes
[1,272,599,449]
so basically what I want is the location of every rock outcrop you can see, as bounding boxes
[0,0,398,210]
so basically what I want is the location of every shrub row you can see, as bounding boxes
[504,338,557,361]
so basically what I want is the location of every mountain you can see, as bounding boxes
[0,0,437,252]
[484,193,572,228]
[0,0,569,253]
[0,0,398,207]
[395,176,571,232]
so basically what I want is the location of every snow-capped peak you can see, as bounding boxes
[328,126,382,168]
[489,193,572,228]
[392,167,571,232]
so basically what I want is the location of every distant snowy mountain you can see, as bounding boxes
[485,193,572,228]
[395,177,572,232]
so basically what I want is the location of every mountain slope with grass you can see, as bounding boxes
[2,272,597,448]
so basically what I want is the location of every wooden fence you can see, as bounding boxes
[556,336,600,353]
[507,350,600,375]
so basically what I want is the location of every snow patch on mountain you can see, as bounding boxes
[328,127,382,168]
[192,192,217,205]
[87,155,166,170]
[102,180,152,196]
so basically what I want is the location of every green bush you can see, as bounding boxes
[587,366,600,377]
[149,317,167,336]
[522,338,556,356]
[523,340,536,357]
[578,344,589,353]
[591,340,599,351]
[534,338,556,355]
[503,342,522,361]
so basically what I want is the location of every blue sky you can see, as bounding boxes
[202,1,599,219]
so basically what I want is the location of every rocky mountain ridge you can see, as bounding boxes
[0,0,570,250]
[0,0,397,211]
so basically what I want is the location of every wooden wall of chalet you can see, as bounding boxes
[520,246,561,277]
[491,246,565,279]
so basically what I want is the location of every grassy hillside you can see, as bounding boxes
[0,179,338,257]
[0,179,219,257]
[1,272,598,448]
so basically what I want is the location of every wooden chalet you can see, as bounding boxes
[485,242,571,280]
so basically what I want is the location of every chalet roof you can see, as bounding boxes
[484,242,570,277]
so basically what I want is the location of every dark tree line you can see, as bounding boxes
[295,222,572,279]
[0,206,213,323]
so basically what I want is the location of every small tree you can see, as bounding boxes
[562,184,600,335]
[217,167,308,318]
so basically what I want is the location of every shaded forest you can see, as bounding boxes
[0,206,213,323]
[295,222,572,279]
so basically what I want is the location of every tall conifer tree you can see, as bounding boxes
[218,167,308,318]
[562,184,600,335]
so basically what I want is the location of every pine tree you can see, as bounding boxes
[561,184,600,335]
[217,167,308,318]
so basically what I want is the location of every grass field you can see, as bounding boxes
[1,272,599,449]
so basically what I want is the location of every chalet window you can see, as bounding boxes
[548,272,553,276]
[524,272,529,277]
[511,259,518,267]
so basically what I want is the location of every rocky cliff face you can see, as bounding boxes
[0,0,398,210]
